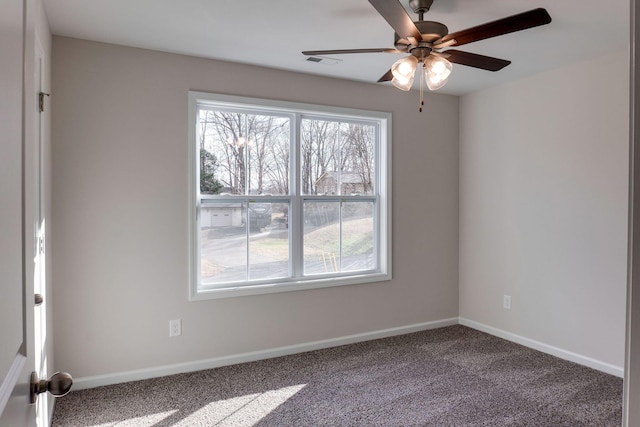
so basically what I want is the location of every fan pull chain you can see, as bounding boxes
[419,62,425,112]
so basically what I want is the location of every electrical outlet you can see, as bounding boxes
[503,295,512,310]
[169,319,181,337]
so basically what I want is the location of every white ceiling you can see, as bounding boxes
[43,0,629,95]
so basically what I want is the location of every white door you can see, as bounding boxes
[0,1,72,425]
[0,0,36,425]
[33,37,53,427]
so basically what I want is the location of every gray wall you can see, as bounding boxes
[459,50,629,369]
[51,37,460,380]
[51,35,629,385]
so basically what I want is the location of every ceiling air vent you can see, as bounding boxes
[304,56,342,66]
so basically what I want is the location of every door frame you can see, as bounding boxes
[625,1,640,425]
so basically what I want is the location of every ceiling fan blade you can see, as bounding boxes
[438,8,551,47]
[377,69,394,82]
[368,0,422,42]
[441,49,511,71]
[302,48,405,56]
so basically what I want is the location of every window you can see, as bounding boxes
[188,92,391,299]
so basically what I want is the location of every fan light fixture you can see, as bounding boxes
[392,55,452,92]
[424,56,452,90]
[391,55,418,91]
[391,54,452,111]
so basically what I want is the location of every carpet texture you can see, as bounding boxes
[52,325,622,426]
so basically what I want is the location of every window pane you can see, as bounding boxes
[300,119,340,195]
[200,201,247,284]
[248,201,290,280]
[301,119,376,196]
[199,110,290,195]
[342,201,375,272]
[339,123,376,196]
[303,201,340,275]
[200,200,291,285]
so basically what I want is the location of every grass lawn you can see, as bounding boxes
[202,217,374,280]
[251,217,374,259]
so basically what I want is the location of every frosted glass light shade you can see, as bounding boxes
[424,56,452,91]
[391,55,418,91]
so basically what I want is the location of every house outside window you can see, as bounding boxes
[188,92,391,299]
[316,171,368,195]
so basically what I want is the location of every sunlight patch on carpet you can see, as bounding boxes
[91,410,178,426]
[180,384,306,426]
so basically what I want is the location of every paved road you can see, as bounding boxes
[200,224,374,284]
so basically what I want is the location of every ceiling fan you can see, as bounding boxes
[302,0,551,109]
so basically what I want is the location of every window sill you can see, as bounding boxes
[189,272,392,301]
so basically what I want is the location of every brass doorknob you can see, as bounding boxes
[30,371,73,404]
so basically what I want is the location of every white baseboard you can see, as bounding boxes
[459,317,624,378]
[72,317,459,390]
[73,316,622,390]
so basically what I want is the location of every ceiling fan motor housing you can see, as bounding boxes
[409,0,434,14]
[394,21,449,50]
[415,21,449,41]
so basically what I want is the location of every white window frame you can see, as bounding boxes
[187,91,392,300]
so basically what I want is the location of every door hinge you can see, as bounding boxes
[39,92,50,113]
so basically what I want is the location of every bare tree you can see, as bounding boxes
[343,123,374,194]
[301,119,342,194]
[247,115,287,194]
[264,129,290,194]
[200,110,374,197]
[201,111,291,195]
[199,111,244,193]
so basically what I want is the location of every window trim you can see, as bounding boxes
[187,91,392,300]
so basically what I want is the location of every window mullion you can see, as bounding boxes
[290,113,302,279]
[245,200,250,281]
[339,199,343,272]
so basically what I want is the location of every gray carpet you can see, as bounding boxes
[52,325,622,426]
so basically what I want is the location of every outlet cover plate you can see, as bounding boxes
[169,319,181,337]
[503,295,512,310]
